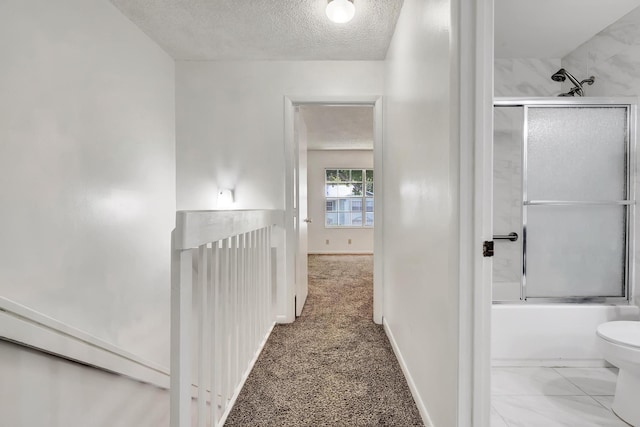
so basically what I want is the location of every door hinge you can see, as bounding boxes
[483,240,494,257]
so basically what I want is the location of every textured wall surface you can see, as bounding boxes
[307,150,374,254]
[0,0,175,367]
[299,105,374,151]
[109,0,403,60]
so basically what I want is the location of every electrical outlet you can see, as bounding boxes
[326,239,329,245]
[348,239,352,244]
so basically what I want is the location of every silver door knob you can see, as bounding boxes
[303,218,312,223]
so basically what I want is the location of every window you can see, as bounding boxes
[325,169,374,227]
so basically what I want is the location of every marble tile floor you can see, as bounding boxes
[491,367,631,427]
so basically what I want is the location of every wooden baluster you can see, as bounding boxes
[197,245,208,427]
[251,230,257,351]
[242,232,250,367]
[267,226,273,324]
[259,228,266,335]
[220,238,229,410]
[170,232,192,427]
[230,235,238,394]
[208,243,218,427]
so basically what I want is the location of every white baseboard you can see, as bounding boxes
[308,251,373,255]
[218,322,275,426]
[275,314,291,324]
[0,296,169,389]
[492,359,612,368]
[383,318,434,427]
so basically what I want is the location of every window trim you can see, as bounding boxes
[324,168,374,228]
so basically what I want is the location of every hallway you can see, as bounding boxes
[1,1,471,425]
[225,255,423,426]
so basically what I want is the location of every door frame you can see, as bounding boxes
[293,106,309,317]
[458,0,494,425]
[283,95,384,324]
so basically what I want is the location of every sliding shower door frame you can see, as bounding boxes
[494,97,637,304]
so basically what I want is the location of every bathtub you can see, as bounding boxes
[492,304,640,367]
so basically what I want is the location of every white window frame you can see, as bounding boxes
[324,168,374,228]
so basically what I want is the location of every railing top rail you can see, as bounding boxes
[174,209,284,250]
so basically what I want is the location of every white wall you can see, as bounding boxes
[383,0,459,425]
[176,61,384,211]
[0,0,175,424]
[307,150,374,254]
[0,341,169,427]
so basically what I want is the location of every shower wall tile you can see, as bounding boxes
[493,58,559,299]
[562,5,640,304]
[494,58,562,97]
[494,59,512,95]
[564,6,640,88]
[582,48,640,96]
[563,6,640,97]
[494,6,640,301]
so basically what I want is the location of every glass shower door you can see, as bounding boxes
[524,106,630,300]
[493,106,524,301]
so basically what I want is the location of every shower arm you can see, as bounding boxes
[560,86,582,97]
[561,69,584,94]
[563,77,595,97]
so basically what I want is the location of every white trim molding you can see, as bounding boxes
[174,209,285,250]
[456,0,494,425]
[308,251,373,255]
[284,95,384,324]
[383,318,434,427]
[0,296,170,389]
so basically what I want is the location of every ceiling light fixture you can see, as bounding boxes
[326,0,355,24]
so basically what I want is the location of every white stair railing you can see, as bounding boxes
[170,210,284,427]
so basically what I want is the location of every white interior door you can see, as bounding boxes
[294,108,309,316]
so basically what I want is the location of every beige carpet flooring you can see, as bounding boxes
[225,255,424,426]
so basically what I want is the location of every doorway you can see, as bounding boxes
[284,96,383,324]
[478,1,640,426]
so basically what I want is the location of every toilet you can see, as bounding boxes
[597,321,640,427]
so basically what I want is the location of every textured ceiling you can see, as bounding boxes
[495,0,640,58]
[109,0,404,60]
[299,105,373,151]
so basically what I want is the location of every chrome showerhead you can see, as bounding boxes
[551,68,568,82]
[551,68,595,97]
